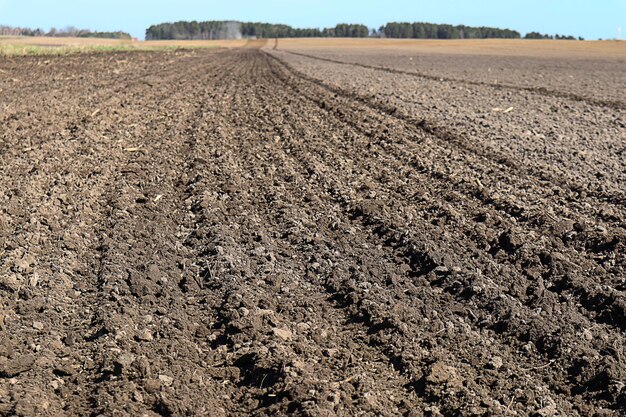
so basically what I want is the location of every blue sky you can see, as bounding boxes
[0,0,624,40]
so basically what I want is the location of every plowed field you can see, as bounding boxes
[0,40,624,416]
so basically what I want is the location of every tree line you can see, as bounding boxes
[524,32,582,40]
[241,23,369,38]
[146,20,582,41]
[0,22,583,41]
[0,25,131,39]
[145,21,370,40]
[377,22,520,39]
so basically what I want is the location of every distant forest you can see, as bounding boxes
[145,20,582,41]
[145,21,369,40]
[378,22,520,39]
[0,25,131,39]
[0,22,582,41]
[375,24,581,40]
[524,31,582,40]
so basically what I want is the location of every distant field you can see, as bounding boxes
[0,36,246,55]
[276,38,626,59]
[143,39,248,48]
[2,36,623,58]
[273,38,625,106]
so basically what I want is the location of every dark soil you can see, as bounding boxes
[0,45,624,416]
[276,47,626,106]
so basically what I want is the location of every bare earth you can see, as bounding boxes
[0,39,624,416]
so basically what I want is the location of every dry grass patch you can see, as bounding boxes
[0,36,244,56]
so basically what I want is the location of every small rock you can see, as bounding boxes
[63,334,76,347]
[499,229,525,253]
[256,309,274,317]
[144,378,161,393]
[363,391,379,407]
[33,321,44,331]
[116,353,136,369]
[14,258,31,273]
[0,354,35,377]
[424,405,443,417]
[488,356,503,370]
[134,356,151,378]
[136,329,153,342]
[296,322,310,332]
[50,336,63,351]
[426,362,461,387]
[133,390,144,403]
[146,265,161,282]
[53,363,75,376]
[433,266,449,274]
[28,273,39,287]
[272,327,292,341]
[0,338,13,357]
[291,358,307,371]
[0,274,20,292]
[323,348,339,358]
[128,270,156,297]
[536,403,557,417]
[158,374,174,386]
